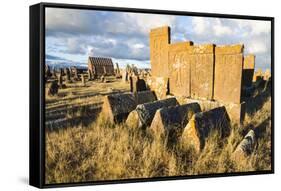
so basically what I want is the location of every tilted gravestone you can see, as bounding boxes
[47,80,59,96]
[126,97,178,129]
[58,74,63,88]
[64,68,71,83]
[81,74,85,86]
[150,102,201,140]
[130,76,147,93]
[101,91,157,123]
[233,129,256,159]
[181,106,231,152]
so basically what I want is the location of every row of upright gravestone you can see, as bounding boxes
[148,26,263,123]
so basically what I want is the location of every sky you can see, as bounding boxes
[45,8,271,71]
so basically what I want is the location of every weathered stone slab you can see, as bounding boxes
[130,76,147,93]
[101,91,157,123]
[150,103,201,140]
[181,106,231,152]
[190,44,215,100]
[224,102,245,124]
[150,26,170,77]
[47,80,59,96]
[242,54,255,88]
[252,69,263,82]
[147,76,169,99]
[214,44,244,104]
[126,97,178,129]
[177,97,245,123]
[168,42,192,97]
[133,90,157,105]
[101,93,137,123]
[233,130,256,159]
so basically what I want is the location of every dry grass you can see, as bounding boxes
[45,89,272,184]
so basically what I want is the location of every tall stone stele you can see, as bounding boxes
[150,26,170,78]
[242,54,255,88]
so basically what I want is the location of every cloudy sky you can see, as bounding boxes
[46,8,271,70]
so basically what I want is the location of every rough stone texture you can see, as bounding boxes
[181,106,231,152]
[88,57,114,77]
[233,130,256,158]
[58,74,63,88]
[81,74,85,86]
[253,69,263,82]
[147,76,169,99]
[115,63,121,78]
[87,69,93,81]
[168,42,192,97]
[73,67,79,80]
[242,54,255,88]
[224,102,245,124]
[52,68,57,78]
[214,44,244,104]
[150,103,201,140]
[130,76,147,93]
[101,91,157,123]
[264,69,271,81]
[45,65,52,78]
[178,97,245,124]
[126,97,178,129]
[64,68,71,82]
[133,90,157,105]
[101,93,137,123]
[150,26,170,77]
[190,44,215,100]
[47,80,59,96]
[122,70,129,82]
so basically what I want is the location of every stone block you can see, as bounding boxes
[181,106,231,152]
[214,44,244,104]
[150,103,201,140]
[126,97,178,129]
[147,76,169,99]
[243,54,255,88]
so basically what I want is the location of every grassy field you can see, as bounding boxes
[45,78,272,184]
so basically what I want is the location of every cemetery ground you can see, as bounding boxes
[45,78,272,184]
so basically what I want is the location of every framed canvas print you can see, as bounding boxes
[29,2,274,188]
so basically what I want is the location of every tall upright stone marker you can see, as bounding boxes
[243,54,255,87]
[190,44,215,100]
[214,44,244,104]
[168,42,193,97]
[150,26,170,77]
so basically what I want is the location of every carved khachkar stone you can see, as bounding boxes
[126,97,178,129]
[52,67,57,78]
[122,70,129,82]
[47,80,59,96]
[233,130,256,159]
[64,68,71,82]
[252,69,263,82]
[214,44,244,104]
[45,65,52,79]
[147,76,169,99]
[115,63,121,78]
[263,69,271,81]
[150,103,201,140]
[73,67,79,80]
[130,76,147,93]
[101,91,157,123]
[168,42,193,97]
[181,106,231,152]
[87,69,93,81]
[81,74,85,86]
[58,74,63,88]
[150,26,170,77]
[190,44,215,100]
[242,54,255,88]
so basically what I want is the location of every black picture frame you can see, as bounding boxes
[29,2,275,188]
